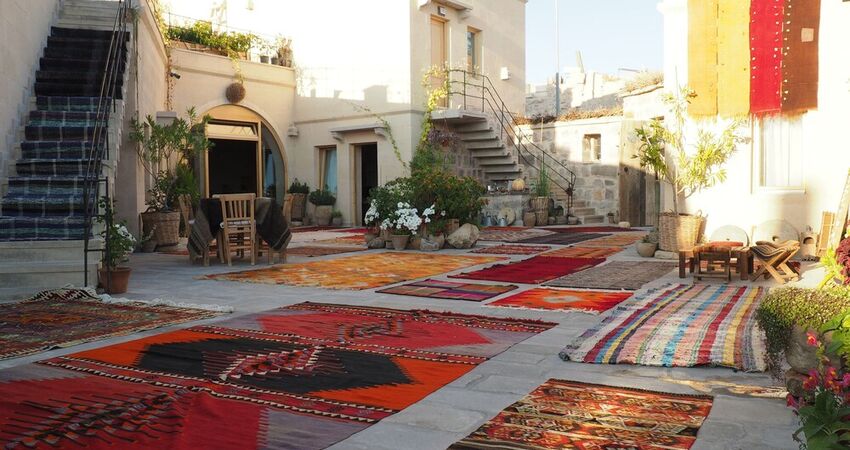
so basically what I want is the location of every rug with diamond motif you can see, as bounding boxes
[201,252,504,290]
[0,302,554,449]
[487,288,632,313]
[0,288,226,361]
[450,256,604,284]
[377,279,517,302]
[449,378,713,450]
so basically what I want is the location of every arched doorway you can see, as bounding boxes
[200,105,287,207]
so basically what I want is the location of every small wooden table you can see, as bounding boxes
[679,246,753,281]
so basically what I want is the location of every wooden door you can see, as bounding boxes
[619,120,656,227]
[430,16,447,107]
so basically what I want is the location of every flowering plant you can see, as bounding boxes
[787,329,850,449]
[96,197,137,269]
[381,202,427,236]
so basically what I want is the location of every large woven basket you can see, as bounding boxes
[141,211,180,247]
[658,213,705,251]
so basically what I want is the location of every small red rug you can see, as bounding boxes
[450,256,604,284]
[291,226,344,233]
[450,379,713,449]
[547,226,640,233]
[330,227,369,233]
[488,287,632,313]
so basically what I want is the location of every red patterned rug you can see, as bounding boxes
[450,256,604,284]
[450,379,713,449]
[469,244,552,255]
[377,279,517,302]
[0,303,554,449]
[0,288,226,361]
[547,226,641,233]
[488,288,632,313]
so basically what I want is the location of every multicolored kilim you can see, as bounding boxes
[581,232,647,247]
[450,378,713,450]
[545,261,677,291]
[286,246,365,257]
[560,283,768,371]
[450,256,604,284]
[0,288,224,360]
[201,252,504,290]
[487,288,632,313]
[0,303,555,449]
[542,246,622,259]
[377,279,517,302]
[0,27,128,240]
[547,226,640,233]
[314,234,366,246]
[469,244,552,255]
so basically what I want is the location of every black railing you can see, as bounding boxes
[444,69,577,217]
[82,0,130,289]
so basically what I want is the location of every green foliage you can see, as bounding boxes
[756,287,850,370]
[820,248,846,289]
[129,108,210,212]
[633,87,746,214]
[331,210,343,218]
[96,197,136,269]
[795,389,850,449]
[308,188,336,206]
[287,179,310,194]
[533,164,551,198]
[166,21,257,54]
[821,310,850,363]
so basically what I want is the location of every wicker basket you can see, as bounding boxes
[141,211,180,247]
[658,213,705,251]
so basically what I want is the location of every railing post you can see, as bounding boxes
[463,70,467,110]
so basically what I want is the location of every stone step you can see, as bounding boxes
[470,148,512,158]
[476,157,517,167]
[467,141,505,151]
[579,215,606,224]
[456,131,499,142]
[0,261,99,299]
[0,239,99,262]
[51,27,128,41]
[572,207,597,216]
[453,122,493,133]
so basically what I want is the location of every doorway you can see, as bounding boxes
[208,138,258,196]
[357,144,378,224]
[430,16,447,107]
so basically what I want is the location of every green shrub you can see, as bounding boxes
[287,179,310,194]
[308,188,336,206]
[756,287,850,368]
[166,21,257,54]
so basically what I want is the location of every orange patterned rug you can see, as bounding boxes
[314,235,366,246]
[488,288,633,313]
[542,246,622,259]
[201,252,504,290]
[582,233,646,248]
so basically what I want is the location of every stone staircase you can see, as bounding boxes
[0,1,128,299]
[451,120,523,184]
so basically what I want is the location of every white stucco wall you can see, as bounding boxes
[658,0,850,240]
[0,0,59,177]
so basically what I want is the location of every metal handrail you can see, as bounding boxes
[444,69,577,216]
[82,0,130,288]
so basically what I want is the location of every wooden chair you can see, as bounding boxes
[750,240,800,284]
[215,193,257,266]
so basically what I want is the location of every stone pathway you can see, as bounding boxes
[0,233,813,449]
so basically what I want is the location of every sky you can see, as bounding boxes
[525,0,664,86]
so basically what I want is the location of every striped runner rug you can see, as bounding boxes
[560,283,767,372]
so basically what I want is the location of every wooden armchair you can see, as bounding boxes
[214,193,257,266]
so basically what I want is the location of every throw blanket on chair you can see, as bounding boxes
[188,198,291,260]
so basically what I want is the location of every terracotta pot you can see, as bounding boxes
[140,211,180,247]
[390,234,409,250]
[636,242,658,258]
[445,218,460,235]
[522,212,536,227]
[98,267,131,294]
[313,205,333,226]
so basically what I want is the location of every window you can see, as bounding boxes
[759,116,803,189]
[467,28,480,73]
[583,134,602,162]
[319,147,337,193]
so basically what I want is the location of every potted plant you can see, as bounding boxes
[130,108,210,248]
[309,187,336,226]
[383,202,423,250]
[138,226,157,253]
[274,36,293,67]
[531,165,551,226]
[634,87,745,251]
[636,234,658,258]
[287,179,310,222]
[97,198,136,294]
[331,210,343,226]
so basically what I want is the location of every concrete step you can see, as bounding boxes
[0,239,102,262]
[477,158,517,167]
[467,141,505,151]
[0,260,98,299]
[579,215,606,224]
[470,148,513,158]
[456,131,498,142]
[453,122,492,133]
[572,207,597,216]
